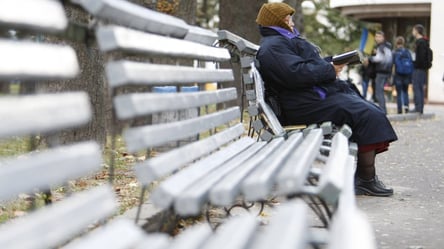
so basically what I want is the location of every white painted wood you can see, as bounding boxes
[105,61,234,88]
[251,200,309,249]
[251,63,286,136]
[0,92,91,138]
[114,88,237,119]
[135,124,245,185]
[96,25,230,61]
[73,0,189,38]
[0,186,117,249]
[241,132,303,201]
[174,142,266,216]
[276,129,323,195]
[150,137,255,209]
[217,30,259,55]
[326,156,377,249]
[185,25,218,46]
[124,107,240,152]
[0,142,101,202]
[0,0,68,32]
[62,220,151,249]
[201,214,259,249]
[0,40,79,80]
[317,133,350,204]
[209,138,284,206]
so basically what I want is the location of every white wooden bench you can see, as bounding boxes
[75,0,354,219]
[71,0,377,248]
[0,1,145,248]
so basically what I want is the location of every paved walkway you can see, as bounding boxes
[357,103,444,249]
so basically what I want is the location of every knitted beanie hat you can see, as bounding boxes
[256,3,295,31]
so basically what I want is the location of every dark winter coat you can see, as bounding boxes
[256,26,397,147]
[414,38,429,70]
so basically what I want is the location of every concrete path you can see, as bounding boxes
[357,103,444,249]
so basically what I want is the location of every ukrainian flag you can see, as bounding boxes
[359,28,375,55]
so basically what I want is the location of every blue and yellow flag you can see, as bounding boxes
[359,28,375,55]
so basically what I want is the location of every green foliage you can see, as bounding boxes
[196,0,219,30]
[302,0,364,57]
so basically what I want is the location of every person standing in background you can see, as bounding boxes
[392,36,413,114]
[412,24,431,114]
[367,31,393,114]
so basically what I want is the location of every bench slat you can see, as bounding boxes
[0,40,79,80]
[276,129,323,195]
[0,141,101,202]
[326,156,377,249]
[174,141,267,216]
[96,25,229,61]
[166,223,212,249]
[124,107,240,152]
[73,0,189,38]
[217,30,259,55]
[0,0,68,32]
[251,200,309,249]
[251,64,286,136]
[106,61,234,88]
[0,186,117,249]
[150,137,255,209]
[62,220,170,249]
[317,133,350,204]
[114,88,237,119]
[209,137,285,206]
[135,123,245,185]
[185,25,219,46]
[241,132,303,201]
[133,234,171,249]
[201,214,259,249]
[0,92,91,139]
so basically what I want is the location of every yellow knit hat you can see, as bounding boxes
[256,3,295,31]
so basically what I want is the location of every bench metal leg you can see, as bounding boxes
[287,193,331,228]
[135,185,147,224]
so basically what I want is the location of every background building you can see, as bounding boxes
[331,0,444,104]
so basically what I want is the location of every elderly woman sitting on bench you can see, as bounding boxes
[255,2,397,197]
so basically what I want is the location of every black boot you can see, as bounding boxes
[356,150,394,197]
[355,175,394,197]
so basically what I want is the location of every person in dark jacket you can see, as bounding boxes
[392,36,413,114]
[255,3,397,197]
[411,24,430,114]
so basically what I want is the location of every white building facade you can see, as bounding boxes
[331,0,444,103]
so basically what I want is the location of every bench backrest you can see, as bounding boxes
[0,1,118,248]
[218,30,287,141]
[76,0,251,216]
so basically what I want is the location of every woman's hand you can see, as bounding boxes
[332,63,346,76]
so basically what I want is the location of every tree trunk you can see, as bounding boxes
[40,5,108,147]
[219,0,265,44]
[177,0,197,24]
[219,0,266,108]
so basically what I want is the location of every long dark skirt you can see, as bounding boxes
[280,86,398,147]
